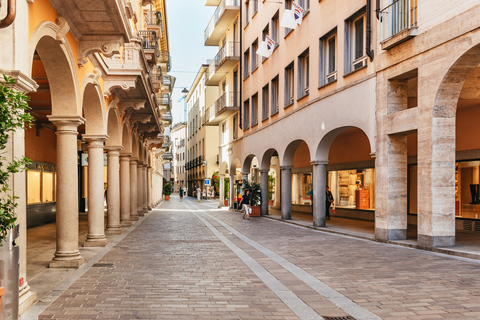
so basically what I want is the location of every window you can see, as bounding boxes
[298,0,310,12]
[251,93,258,126]
[319,29,337,87]
[27,171,41,204]
[252,39,258,71]
[27,165,56,205]
[233,115,238,140]
[244,49,250,79]
[284,62,294,107]
[271,11,279,45]
[345,11,367,74]
[271,75,279,115]
[243,100,250,129]
[262,84,269,120]
[253,0,258,15]
[284,0,293,35]
[245,1,249,25]
[262,25,269,62]
[298,48,309,98]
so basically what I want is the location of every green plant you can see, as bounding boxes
[242,179,261,206]
[268,173,275,200]
[224,177,230,200]
[163,182,172,195]
[0,75,34,244]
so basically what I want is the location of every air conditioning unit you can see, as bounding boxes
[326,72,337,83]
[352,56,367,71]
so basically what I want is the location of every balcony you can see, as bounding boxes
[161,75,174,93]
[204,0,240,46]
[146,10,164,29]
[163,152,173,160]
[205,41,240,86]
[139,30,160,67]
[204,92,239,126]
[379,0,417,50]
[158,51,171,72]
[162,111,172,125]
[157,94,171,113]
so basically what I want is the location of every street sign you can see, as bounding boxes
[204,178,211,186]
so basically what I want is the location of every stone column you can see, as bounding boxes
[130,158,139,221]
[260,169,269,216]
[281,166,293,220]
[137,162,144,216]
[83,135,108,247]
[274,166,281,209]
[147,166,152,210]
[229,174,235,208]
[312,161,328,227]
[120,153,132,227]
[142,164,148,213]
[48,116,85,268]
[242,172,249,184]
[219,174,225,207]
[105,146,122,234]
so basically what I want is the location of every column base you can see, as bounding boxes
[418,234,455,249]
[130,215,139,221]
[121,220,133,227]
[19,283,36,315]
[50,257,85,268]
[83,236,108,247]
[147,206,152,210]
[143,208,148,213]
[375,228,407,241]
[105,225,123,234]
[137,210,145,216]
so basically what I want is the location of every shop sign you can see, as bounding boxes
[81,153,108,166]
[35,163,55,172]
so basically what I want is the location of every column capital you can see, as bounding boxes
[105,146,123,153]
[120,152,133,159]
[147,166,152,170]
[311,160,328,165]
[280,165,294,170]
[259,169,269,173]
[130,157,139,162]
[242,172,249,176]
[83,134,109,143]
[48,115,85,130]
[142,164,148,168]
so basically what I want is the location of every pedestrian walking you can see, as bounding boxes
[197,186,201,202]
[326,186,334,220]
[179,187,184,200]
[241,189,251,220]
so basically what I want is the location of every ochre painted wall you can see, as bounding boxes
[25,127,57,164]
[293,142,311,168]
[456,105,480,151]
[328,128,372,164]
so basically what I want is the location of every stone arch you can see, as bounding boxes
[132,132,139,158]
[105,101,122,147]
[29,21,80,116]
[82,81,106,136]
[230,158,241,176]
[283,140,312,167]
[315,126,372,162]
[121,120,132,154]
[219,161,229,175]
[242,154,257,174]
[261,148,279,171]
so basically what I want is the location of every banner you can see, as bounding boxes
[292,1,304,25]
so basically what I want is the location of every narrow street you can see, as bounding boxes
[28,197,480,320]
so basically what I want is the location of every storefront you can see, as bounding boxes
[26,162,57,228]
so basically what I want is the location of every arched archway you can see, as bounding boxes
[260,149,281,212]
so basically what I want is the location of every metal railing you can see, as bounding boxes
[215,91,239,113]
[150,66,162,81]
[146,10,163,27]
[139,30,160,57]
[157,94,170,106]
[204,0,240,42]
[379,0,417,43]
[206,41,240,80]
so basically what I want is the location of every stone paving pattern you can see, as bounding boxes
[39,197,480,319]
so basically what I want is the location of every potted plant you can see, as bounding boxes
[163,182,172,200]
[242,179,261,216]
[268,173,275,206]
[224,176,229,206]
[0,75,34,316]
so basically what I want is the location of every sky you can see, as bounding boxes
[165,0,218,124]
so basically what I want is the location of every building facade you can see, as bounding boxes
[171,122,186,192]
[0,0,173,314]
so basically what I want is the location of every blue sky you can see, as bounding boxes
[165,0,218,124]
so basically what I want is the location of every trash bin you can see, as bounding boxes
[0,224,20,320]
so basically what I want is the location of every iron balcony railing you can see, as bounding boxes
[215,91,239,113]
[158,51,171,71]
[206,41,240,80]
[151,66,162,82]
[146,10,163,27]
[379,0,417,43]
[139,30,160,57]
[157,94,171,106]
[204,0,240,43]
[163,152,173,160]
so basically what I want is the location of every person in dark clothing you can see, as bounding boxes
[326,186,334,220]
[179,187,184,200]
[241,189,251,220]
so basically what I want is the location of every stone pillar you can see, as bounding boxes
[130,158,139,221]
[147,166,152,210]
[260,169,269,216]
[281,166,293,220]
[229,174,235,208]
[242,172,249,184]
[219,174,225,208]
[120,153,132,227]
[274,166,281,209]
[312,161,327,227]
[48,116,85,268]
[105,147,122,234]
[142,164,148,213]
[83,135,108,247]
[137,162,144,216]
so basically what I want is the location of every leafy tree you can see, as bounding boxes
[242,179,261,206]
[163,182,172,195]
[0,75,34,244]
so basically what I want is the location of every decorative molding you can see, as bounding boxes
[119,99,146,116]
[55,17,69,44]
[104,76,137,98]
[77,36,123,67]
[0,69,39,93]
[129,114,153,126]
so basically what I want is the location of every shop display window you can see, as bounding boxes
[455,161,480,219]
[27,170,41,204]
[26,163,56,205]
[291,173,312,205]
[328,168,375,210]
[42,172,55,202]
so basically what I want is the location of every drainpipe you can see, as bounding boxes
[375,0,380,19]
[0,0,16,28]
[366,0,375,62]
[239,0,243,130]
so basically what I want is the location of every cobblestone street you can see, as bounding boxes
[33,197,480,320]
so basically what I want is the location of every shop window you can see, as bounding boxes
[42,171,55,202]
[328,168,375,210]
[27,171,41,204]
[291,173,312,205]
[27,164,56,205]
